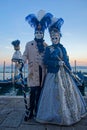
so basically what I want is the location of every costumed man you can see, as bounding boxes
[22,10,53,120]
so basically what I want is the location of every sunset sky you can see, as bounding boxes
[0,0,87,66]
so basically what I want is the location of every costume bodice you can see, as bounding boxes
[43,43,71,73]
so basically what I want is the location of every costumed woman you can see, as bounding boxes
[36,17,87,125]
[22,10,53,120]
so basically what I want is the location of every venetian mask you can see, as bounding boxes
[51,32,60,44]
[35,30,44,39]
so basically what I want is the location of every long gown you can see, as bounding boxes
[36,44,87,126]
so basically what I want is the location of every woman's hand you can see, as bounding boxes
[58,61,64,66]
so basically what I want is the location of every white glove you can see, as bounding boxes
[59,61,64,66]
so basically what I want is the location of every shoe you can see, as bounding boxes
[24,116,29,121]
[28,113,33,119]
[24,115,33,121]
[24,113,33,121]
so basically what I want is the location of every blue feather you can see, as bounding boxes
[25,12,53,32]
[40,13,53,30]
[25,14,39,28]
[55,18,64,31]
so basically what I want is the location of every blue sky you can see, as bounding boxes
[0,0,87,66]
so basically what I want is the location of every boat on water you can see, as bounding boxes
[0,71,86,96]
[0,75,27,87]
[0,79,13,87]
[0,74,22,87]
[73,71,87,96]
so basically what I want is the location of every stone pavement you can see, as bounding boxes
[0,96,87,130]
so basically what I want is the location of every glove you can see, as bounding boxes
[59,61,64,66]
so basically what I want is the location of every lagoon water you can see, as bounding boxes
[0,65,87,96]
[0,65,87,80]
[0,65,28,80]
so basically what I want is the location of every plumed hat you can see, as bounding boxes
[11,40,20,47]
[25,10,53,32]
[49,17,64,36]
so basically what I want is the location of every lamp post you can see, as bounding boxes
[11,40,29,121]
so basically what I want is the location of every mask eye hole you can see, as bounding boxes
[35,31,39,34]
[40,32,43,34]
[35,31,43,35]
[52,37,58,40]
[52,38,54,40]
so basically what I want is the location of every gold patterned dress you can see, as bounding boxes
[36,44,87,125]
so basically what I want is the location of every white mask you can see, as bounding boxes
[51,33,60,44]
[35,31,44,39]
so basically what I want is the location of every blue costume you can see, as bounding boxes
[44,43,71,73]
[36,17,87,125]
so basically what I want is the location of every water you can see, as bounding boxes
[0,65,87,96]
[0,65,28,96]
[0,65,87,79]
[0,65,28,80]
[72,66,87,73]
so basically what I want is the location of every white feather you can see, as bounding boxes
[37,10,46,21]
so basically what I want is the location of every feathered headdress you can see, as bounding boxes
[49,17,64,36]
[25,10,53,32]
[11,40,20,47]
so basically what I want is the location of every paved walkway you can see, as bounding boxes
[0,96,87,130]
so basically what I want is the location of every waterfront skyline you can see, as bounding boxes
[0,0,87,66]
